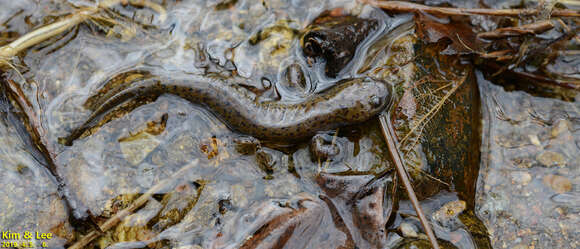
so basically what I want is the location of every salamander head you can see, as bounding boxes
[348,77,391,122]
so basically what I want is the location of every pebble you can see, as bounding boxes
[512,157,534,168]
[510,171,532,186]
[231,184,249,208]
[543,175,572,193]
[528,134,541,146]
[536,151,566,167]
[551,119,570,138]
[399,222,418,238]
[433,200,467,224]
[119,133,160,165]
[249,2,266,17]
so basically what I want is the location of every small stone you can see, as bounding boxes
[433,200,467,225]
[231,184,249,208]
[543,175,572,193]
[536,151,566,167]
[528,134,541,146]
[551,119,570,138]
[119,133,160,165]
[249,3,266,17]
[512,243,527,249]
[510,171,532,186]
[512,157,534,168]
[399,222,418,238]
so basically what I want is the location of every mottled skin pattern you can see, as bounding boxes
[64,75,391,145]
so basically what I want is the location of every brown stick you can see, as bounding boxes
[362,0,580,17]
[378,114,440,249]
[478,20,555,39]
[3,79,56,159]
[477,49,514,60]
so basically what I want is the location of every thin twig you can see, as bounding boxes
[378,114,440,249]
[477,20,555,40]
[68,159,200,249]
[406,164,450,187]
[478,50,515,61]
[361,0,580,17]
[3,79,54,157]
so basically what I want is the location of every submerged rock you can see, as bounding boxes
[536,151,567,167]
[119,133,161,166]
[302,12,378,77]
[543,174,572,193]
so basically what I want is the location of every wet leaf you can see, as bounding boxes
[415,14,483,55]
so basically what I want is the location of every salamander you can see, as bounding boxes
[63,74,391,145]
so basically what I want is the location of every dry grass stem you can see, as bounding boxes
[0,0,166,69]
[478,20,555,39]
[361,0,580,17]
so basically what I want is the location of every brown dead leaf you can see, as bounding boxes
[415,14,483,55]
[398,88,417,120]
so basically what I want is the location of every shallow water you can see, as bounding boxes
[477,72,580,249]
[0,0,578,248]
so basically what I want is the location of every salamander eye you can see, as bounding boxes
[369,95,382,108]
